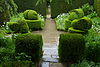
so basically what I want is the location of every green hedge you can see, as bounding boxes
[15,33,43,63]
[25,20,44,31]
[58,33,85,63]
[86,42,100,62]
[8,19,29,33]
[70,9,84,18]
[71,17,92,31]
[23,10,38,20]
[2,61,33,67]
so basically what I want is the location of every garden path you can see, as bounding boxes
[32,7,66,67]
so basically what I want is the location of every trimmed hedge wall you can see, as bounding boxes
[51,0,88,18]
[14,0,47,17]
[8,19,29,33]
[58,33,85,63]
[15,33,43,63]
[25,20,43,31]
[2,61,33,67]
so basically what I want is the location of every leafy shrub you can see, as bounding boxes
[25,19,44,31]
[2,61,33,67]
[0,33,14,48]
[0,52,31,63]
[72,17,92,31]
[8,19,29,33]
[82,3,94,15]
[55,13,69,31]
[86,42,100,62]
[23,10,38,20]
[68,27,86,34]
[68,12,79,21]
[64,19,71,30]
[15,33,43,63]
[69,60,100,67]
[92,17,100,33]
[70,8,84,18]
[58,33,85,63]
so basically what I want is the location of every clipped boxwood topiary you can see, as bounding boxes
[72,17,92,31]
[23,10,38,20]
[68,12,79,21]
[15,33,43,63]
[58,33,85,63]
[71,9,84,18]
[64,19,71,31]
[68,27,87,34]
[8,19,29,33]
[25,20,43,31]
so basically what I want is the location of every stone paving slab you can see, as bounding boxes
[43,58,58,62]
[42,62,49,67]
[50,63,67,67]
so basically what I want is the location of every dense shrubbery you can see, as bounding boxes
[15,33,43,63]
[58,33,85,63]
[0,33,14,48]
[55,3,95,32]
[69,60,100,67]
[2,61,33,67]
[8,19,29,33]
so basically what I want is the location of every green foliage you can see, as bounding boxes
[86,11,97,18]
[10,13,24,22]
[0,0,18,22]
[0,52,32,63]
[2,61,33,67]
[25,19,44,31]
[85,29,100,62]
[70,9,84,18]
[23,10,38,20]
[92,17,100,33]
[58,33,85,62]
[0,33,14,48]
[15,33,43,63]
[82,3,94,15]
[64,19,71,30]
[68,12,79,21]
[68,27,86,34]
[8,19,29,33]
[72,17,92,31]
[69,60,100,67]
[55,13,69,31]
[86,42,100,62]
